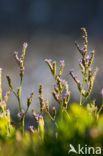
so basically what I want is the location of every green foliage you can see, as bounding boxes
[0,69,15,141]
[0,111,14,140]
[0,104,103,156]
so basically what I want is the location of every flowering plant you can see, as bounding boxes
[0,28,103,156]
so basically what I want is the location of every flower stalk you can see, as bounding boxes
[70,28,98,105]
[6,43,34,134]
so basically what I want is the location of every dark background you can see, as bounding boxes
[0,0,103,118]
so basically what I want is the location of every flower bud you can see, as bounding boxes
[59,60,65,77]
[45,99,49,112]
[53,61,56,78]
[6,75,13,90]
[27,91,34,108]
[38,115,44,141]
[45,59,53,73]
[4,91,10,108]
[52,107,56,119]
[29,125,34,133]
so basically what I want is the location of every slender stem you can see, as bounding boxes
[82,84,93,105]
[47,112,55,121]
[22,117,25,135]
[80,73,86,105]
[17,96,22,112]
[21,107,29,134]
[46,111,58,128]
[54,122,58,128]
[98,105,103,114]
[19,77,23,110]
[63,109,70,119]
[25,107,29,116]
[98,97,103,114]
[20,77,22,87]
[12,77,23,111]
[21,108,28,135]
[19,76,25,134]
[12,90,22,111]
[82,96,88,105]
[80,91,82,106]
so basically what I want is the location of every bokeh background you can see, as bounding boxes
[0,0,103,121]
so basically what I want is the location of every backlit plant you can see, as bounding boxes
[0,28,103,156]
[6,43,34,134]
[45,59,70,110]
[70,28,98,105]
[0,68,14,139]
[31,59,71,137]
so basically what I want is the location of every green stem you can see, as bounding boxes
[21,113,24,134]
[98,105,103,114]
[20,77,23,88]
[54,122,58,128]
[80,91,82,106]
[46,111,58,128]
[17,96,22,112]
[82,96,88,105]
[21,107,29,134]
[12,76,23,111]
[63,109,70,119]
[82,85,92,105]
[80,73,86,105]
[98,97,103,114]
[25,107,29,116]
[12,90,22,111]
